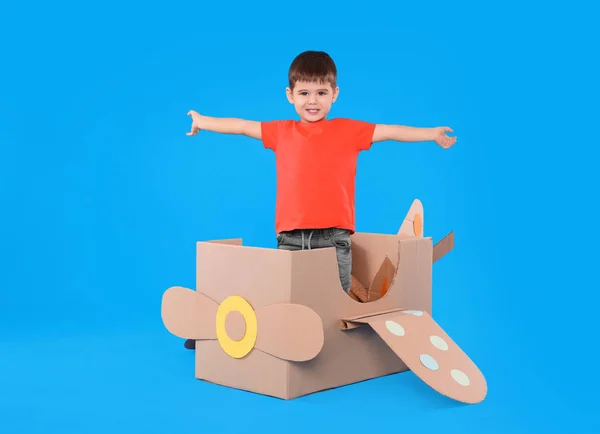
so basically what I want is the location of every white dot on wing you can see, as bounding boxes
[402,310,423,316]
[385,320,405,336]
[430,335,448,351]
[419,354,439,371]
[451,369,470,386]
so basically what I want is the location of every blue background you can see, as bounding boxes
[1,1,598,433]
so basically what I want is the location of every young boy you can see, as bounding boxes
[183,51,455,349]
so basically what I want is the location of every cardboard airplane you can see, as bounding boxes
[161,199,487,404]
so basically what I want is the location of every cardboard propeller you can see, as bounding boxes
[162,286,325,362]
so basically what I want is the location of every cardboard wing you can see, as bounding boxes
[162,286,324,362]
[341,309,487,404]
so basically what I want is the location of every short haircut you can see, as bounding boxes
[288,51,337,90]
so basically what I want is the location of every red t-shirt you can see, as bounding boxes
[261,118,376,234]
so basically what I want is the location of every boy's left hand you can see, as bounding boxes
[432,127,456,149]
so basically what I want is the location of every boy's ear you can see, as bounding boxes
[332,86,340,103]
[286,87,294,104]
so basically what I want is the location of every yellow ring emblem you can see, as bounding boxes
[215,295,258,358]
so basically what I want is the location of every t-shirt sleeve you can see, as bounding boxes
[261,120,280,151]
[335,118,376,152]
[352,119,377,151]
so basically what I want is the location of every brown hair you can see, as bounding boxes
[288,51,337,90]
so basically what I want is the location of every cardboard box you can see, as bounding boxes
[161,199,487,404]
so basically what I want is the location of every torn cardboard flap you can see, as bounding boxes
[349,256,396,303]
[343,308,487,404]
[349,230,453,304]
[368,256,396,301]
[349,275,368,302]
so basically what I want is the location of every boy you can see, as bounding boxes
[183,51,455,349]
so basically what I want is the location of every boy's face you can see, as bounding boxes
[286,80,339,123]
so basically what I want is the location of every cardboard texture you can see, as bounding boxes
[161,199,487,403]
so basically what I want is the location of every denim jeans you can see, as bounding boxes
[276,227,352,293]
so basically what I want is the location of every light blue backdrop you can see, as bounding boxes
[1,1,598,433]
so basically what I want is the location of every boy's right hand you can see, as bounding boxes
[186,110,202,136]
[184,110,262,139]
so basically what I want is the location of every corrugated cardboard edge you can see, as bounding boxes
[285,251,293,400]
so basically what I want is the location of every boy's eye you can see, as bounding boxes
[297,91,328,96]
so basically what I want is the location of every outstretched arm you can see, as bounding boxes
[372,124,456,149]
[186,110,262,140]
